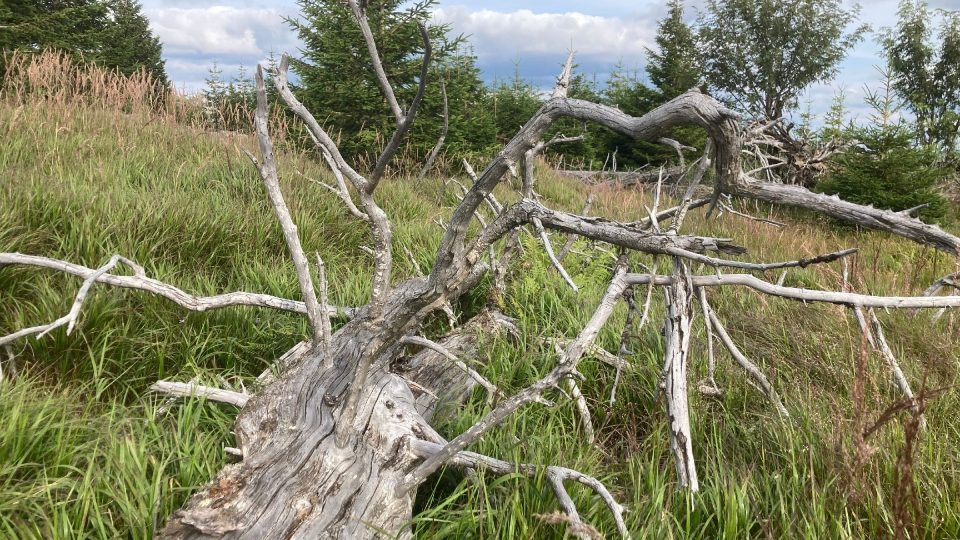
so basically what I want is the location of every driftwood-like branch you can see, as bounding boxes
[314,253,333,352]
[150,380,249,407]
[400,261,630,492]
[0,253,351,319]
[662,259,698,491]
[316,149,369,221]
[368,21,432,187]
[0,254,131,346]
[557,193,595,263]
[408,439,629,539]
[347,0,403,123]
[706,307,789,417]
[533,217,578,292]
[249,65,325,350]
[418,79,448,180]
[696,287,721,396]
[625,272,960,309]
[731,180,960,256]
[401,335,503,407]
[867,309,923,424]
[717,199,786,228]
[271,56,394,313]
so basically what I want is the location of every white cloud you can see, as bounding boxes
[432,7,656,60]
[147,6,293,57]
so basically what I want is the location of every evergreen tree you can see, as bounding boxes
[0,0,167,84]
[646,0,701,100]
[202,62,228,131]
[817,75,948,222]
[99,0,167,85]
[485,66,543,146]
[414,46,496,158]
[698,0,867,121]
[287,0,458,162]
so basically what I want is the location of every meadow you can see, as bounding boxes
[1,54,959,539]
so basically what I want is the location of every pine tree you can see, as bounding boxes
[287,0,458,162]
[817,75,948,222]
[646,0,701,100]
[485,66,542,146]
[99,0,167,85]
[0,0,167,85]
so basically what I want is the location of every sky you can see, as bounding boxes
[140,0,960,123]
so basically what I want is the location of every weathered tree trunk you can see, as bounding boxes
[158,278,447,538]
[662,259,698,492]
[731,182,960,256]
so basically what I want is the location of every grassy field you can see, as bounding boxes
[1,59,959,539]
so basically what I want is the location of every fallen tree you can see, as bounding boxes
[2,4,959,537]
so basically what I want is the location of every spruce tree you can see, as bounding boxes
[0,0,167,85]
[287,0,458,162]
[817,75,948,222]
[646,0,701,100]
[99,0,167,85]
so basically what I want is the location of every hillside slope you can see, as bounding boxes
[1,93,959,538]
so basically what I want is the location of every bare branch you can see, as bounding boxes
[557,193,595,263]
[0,254,130,347]
[251,65,324,350]
[669,139,713,233]
[0,253,351,318]
[150,380,249,408]
[315,254,333,363]
[418,79,448,180]
[408,439,630,539]
[732,180,960,256]
[624,272,960,309]
[400,261,630,492]
[717,199,786,228]
[662,259,698,491]
[369,22,432,188]
[706,306,789,418]
[551,51,575,99]
[271,56,393,313]
[401,335,503,407]
[533,217,578,292]
[658,137,696,168]
[696,287,721,396]
[347,0,403,123]
[868,309,924,425]
[315,149,369,221]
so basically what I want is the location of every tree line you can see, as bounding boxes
[1,0,957,221]
[0,0,166,85]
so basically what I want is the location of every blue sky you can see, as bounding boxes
[140,0,960,123]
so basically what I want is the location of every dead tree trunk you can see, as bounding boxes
[3,5,960,538]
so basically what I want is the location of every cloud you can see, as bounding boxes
[433,7,656,60]
[147,6,295,57]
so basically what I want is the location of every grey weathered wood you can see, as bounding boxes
[662,259,698,491]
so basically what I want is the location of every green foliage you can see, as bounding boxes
[646,0,701,100]
[288,0,473,164]
[485,67,543,146]
[2,82,960,538]
[0,0,167,85]
[817,77,948,222]
[413,46,497,161]
[698,0,868,120]
[600,63,704,169]
[882,0,960,151]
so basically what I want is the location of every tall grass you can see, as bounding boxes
[1,57,959,538]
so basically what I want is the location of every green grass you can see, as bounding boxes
[1,97,959,539]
